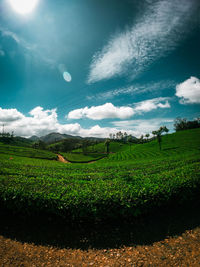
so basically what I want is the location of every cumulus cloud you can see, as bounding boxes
[0,107,24,122]
[67,98,171,120]
[134,97,171,113]
[88,0,198,83]
[176,76,200,104]
[67,103,134,120]
[0,106,174,138]
[0,106,137,138]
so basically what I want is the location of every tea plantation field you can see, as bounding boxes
[0,128,199,221]
[60,152,105,163]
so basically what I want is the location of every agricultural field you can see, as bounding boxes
[0,143,57,160]
[60,152,105,163]
[74,141,129,154]
[0,128,200,222]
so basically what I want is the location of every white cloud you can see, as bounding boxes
[88,0,197,83]
[0,107,24,122]
[0,106,135,138]
[87,80,175,101]
[67,103,134,120]
[67,98,171,120]
[111,118,174,136]
[0,106,174,138]
[176,76,200,104]
[1,28,20,43]
[134,97,170,113]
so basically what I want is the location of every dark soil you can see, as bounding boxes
[0,203,200,266]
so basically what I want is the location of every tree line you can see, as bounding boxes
[174,118,200,132]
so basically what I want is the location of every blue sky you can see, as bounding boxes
[0,0,200,137]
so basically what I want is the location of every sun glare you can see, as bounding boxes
[8,0,39,15]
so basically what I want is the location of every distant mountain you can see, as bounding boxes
[28,132,106,144]
[29,135,41,142]
[40,132,83,143]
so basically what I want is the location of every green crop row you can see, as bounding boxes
[60,152,106,163]
[0,128,199,221]
[0,144,57,160]
[0,152,199,221]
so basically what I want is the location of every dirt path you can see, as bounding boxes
[57,154,70,163]
[0,227,200,266]
[57,154,105,164]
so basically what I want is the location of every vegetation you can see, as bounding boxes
[174,117,200,131]
[152,126,169,150]
[0,128,199,222]
[60,152,105,163]
[0,143,57,160]
[104,139,110,154]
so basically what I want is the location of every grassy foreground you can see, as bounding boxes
[0,128,199,221]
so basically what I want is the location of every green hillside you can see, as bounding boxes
[60,152,105,163]
[73,141,129,153]
[0,128,199,222]
[60,141,130,162]
[0,136,33,147]
[0,143,57,160]
[106,128,200,162]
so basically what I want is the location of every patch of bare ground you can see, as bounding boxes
[0,203,200,266]
[0,228,200,266]
[57,154,70,163]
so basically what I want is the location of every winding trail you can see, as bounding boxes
[57,154,106,164]
[57,154,70,163]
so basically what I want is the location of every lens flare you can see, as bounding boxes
[63,71,72,82]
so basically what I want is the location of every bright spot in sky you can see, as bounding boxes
[8,0,39,15]
[63,71,72,82]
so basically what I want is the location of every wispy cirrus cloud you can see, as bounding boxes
[0,26,34,50]
[87,80,175,101]
[0,26,55,67]
[88,0,198,83]
[67,97,171,120]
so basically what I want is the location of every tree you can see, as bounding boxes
[174,118,200,131]
[82,140,88,155]
[145,133,150,140]
[162,126,169,134]
[104,139,110,154]
[139,134,144,144]
[62,139,75,152]
[38,140,46,150]
[152,126,169,150]
[123,132,128,143]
